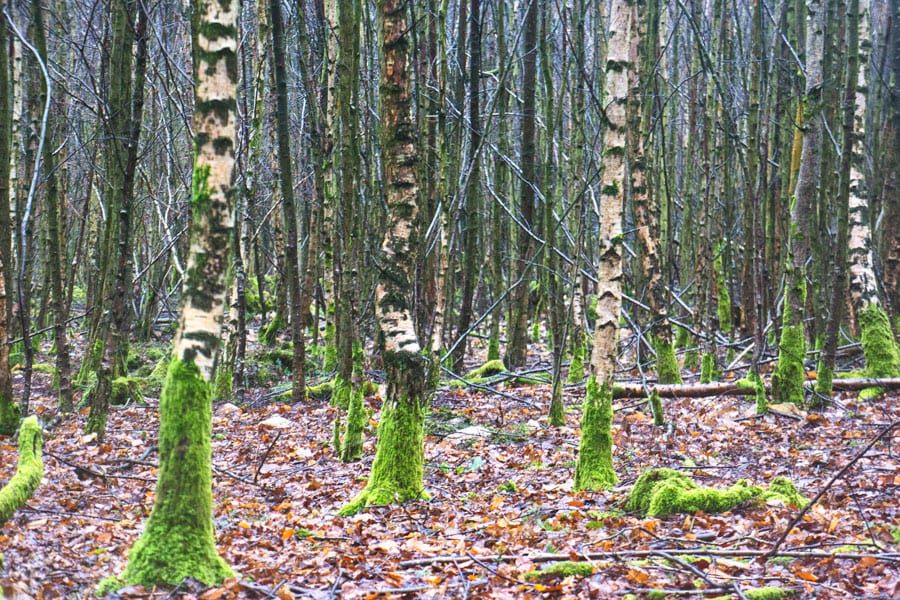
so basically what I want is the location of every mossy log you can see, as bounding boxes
[611,377,900,399]
[0,417,43,526]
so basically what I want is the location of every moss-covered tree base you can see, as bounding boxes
[566,341,585,384]
[0,391,20,436]
[487,337,501,362]
[340,386,365,462]
[653,337,682,384]
[574,376,617,491]
[548,379,565,427]
[339,394,429,516]
[112,359,233,590]
[648,390,664,426]
[771,324,806,406]
[857,304,900,399]
[700,352,719,384]
[0,416,43,526]
[258,314,286,347]
[625,468,807,518]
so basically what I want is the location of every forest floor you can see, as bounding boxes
[0,334,898,599]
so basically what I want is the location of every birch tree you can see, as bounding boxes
[573,0,632,491]
[340,0,430,515]
[102,0,238,589]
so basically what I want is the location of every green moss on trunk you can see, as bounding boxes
[574,376,617,491]
[487,337,501,362]
[258,313,285,346]
[772,324,806,406]
[340,386,365,462]
[116,359,232,588]
[339,390,429,516]
[648,390,664,426]
[566,340,585,384]
[857,304,900,398]
[625,468,807,518]
[653,337,682,384]
[0,390,19,436]
[700,352,719,383]
[331,376,351,408]
[813,362,834,398]
[548,378,565,427]
[0,416,43,526]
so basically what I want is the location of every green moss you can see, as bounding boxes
[331,376,351,408]
[574,376,617,491]
[341,386,365,462]
[648,389,664,426]
[567,340,585,384]
[748,371,767,415]
[146,356,171,392]
[626,468,807,518]
[548,379,565,427]
[213,365,233,402]
[813,362,834,399]
[683,348,699,369]
[258,313,285,347]
[307,379,335,400]
[709,587,793,600]
[654,336,682,384]
[0,389,20,436]
[523,561,593,580]
[332,411,342,455]
[859,304,900,377]
[0,416,43,526]
[339,393,429,516]
[31,363,54,374]
[857,304,900,399]
[111,376,145,405]
[114,359,232,589]
[487,337,501,362]
[260,348,294,371]
[761,476,807,506]
[464,359,506,379]
[322,320,337,372]
[771,324,806,406]
[700,352,719,383]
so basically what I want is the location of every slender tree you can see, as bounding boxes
[105,0,238,589]
[772,0,824,406]
[269,0,305,402]
[505,0,538,369]
[574,0,632,491]
[340,0,429,516]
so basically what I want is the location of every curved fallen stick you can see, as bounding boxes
[0,416,44,527]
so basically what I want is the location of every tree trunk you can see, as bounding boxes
[340,0,429,516]
[113,0,237,589]
[574,0,631,492]
[269,0,305,402]
[505,0,538,370]
[772,0,824,406]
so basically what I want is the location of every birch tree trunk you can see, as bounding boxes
[108,0,238,589]
[844,4,900,389]
[574,0,631,491]
[0,0,16,435]
[340,0,430,516]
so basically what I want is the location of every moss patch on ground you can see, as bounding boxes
[625,468,807,518]
[524,561,594,580]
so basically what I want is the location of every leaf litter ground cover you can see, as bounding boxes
[0,358,898,598]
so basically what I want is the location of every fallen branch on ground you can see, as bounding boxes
[612,377,900,398]
[0,417,44,526]
[398,548,900,568]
